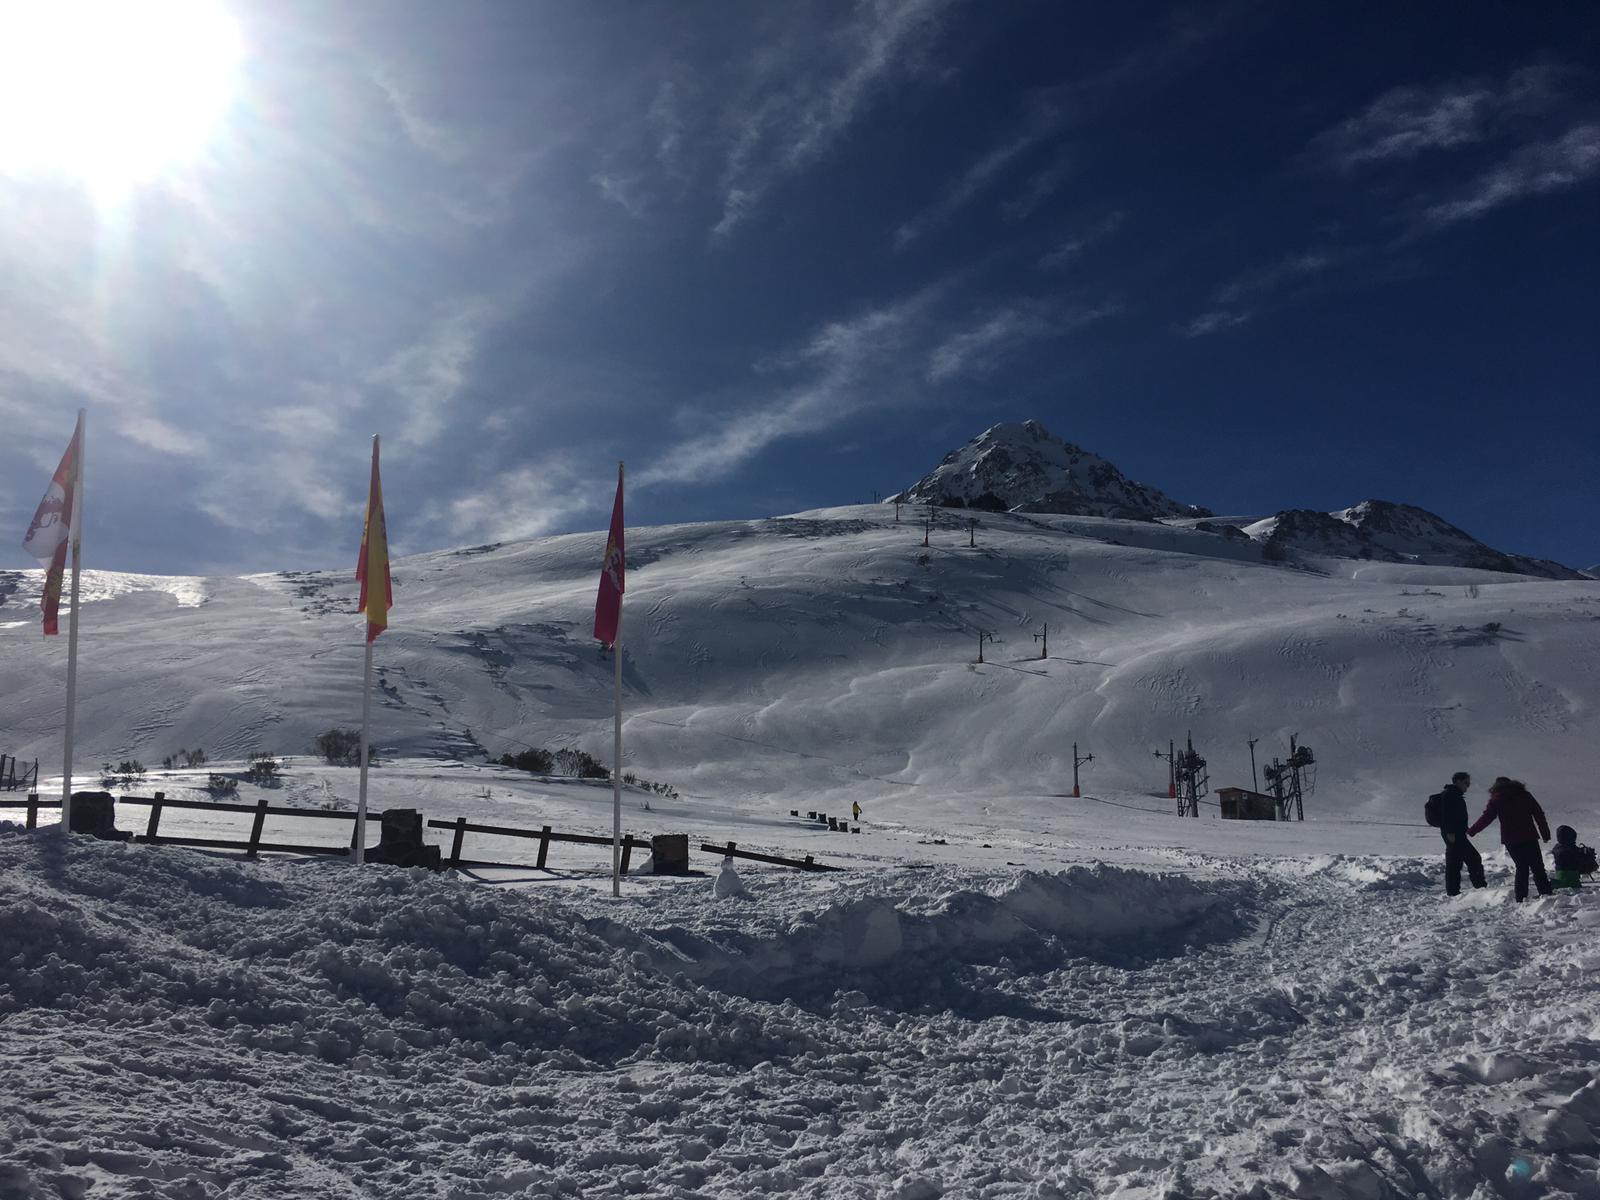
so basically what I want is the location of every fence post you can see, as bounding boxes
[620,836,633,874]
[804,854,814,868]
[26,792,38,829]
[146,791,165,841]
[536,825,551,870]
[449,816,467,868]
[247,797,269,859]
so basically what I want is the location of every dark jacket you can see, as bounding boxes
[1552,826,1584,873]
[1435,784,1470,835]
[1468,784,1551,846]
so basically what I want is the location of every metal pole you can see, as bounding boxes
[355,638,373,865]
[61,408,86,831]
[1072,742,1079,798]
[611,461,625,899]
[1248,737,1259,794]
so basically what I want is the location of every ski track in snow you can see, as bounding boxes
[2,828,1597,1199]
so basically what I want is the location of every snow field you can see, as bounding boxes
[2,825,1597,1198]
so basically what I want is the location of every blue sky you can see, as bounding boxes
[1,0,1596,575]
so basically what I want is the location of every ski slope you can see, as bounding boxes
[2,504,1597,826]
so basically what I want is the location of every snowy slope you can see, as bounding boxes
[887,420,1208,519]
[2,505,1598,829]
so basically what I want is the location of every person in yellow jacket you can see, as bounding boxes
[852,801,861,822]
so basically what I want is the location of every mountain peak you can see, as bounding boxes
[893,421,1208,520]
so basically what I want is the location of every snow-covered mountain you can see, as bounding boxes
[888,420,1209,519]
[890,421,1581,579]
[1242,500,1586,580]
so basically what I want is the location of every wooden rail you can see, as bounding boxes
[425,817,651,872]
[698,840,842,871]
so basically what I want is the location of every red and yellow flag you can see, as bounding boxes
[593,465,624,646]
[356,436,392,643]
[21,414,83,636]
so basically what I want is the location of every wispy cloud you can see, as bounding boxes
[711,0,960,239]
[1181,246,1347,337]
[369,303,494,449]
[1036,211,1126,271]
[1214,248,1345,305]
[1180,309,1252,338]
[637,288,941,486]
[925,300,1117,382]
[1417,123,1600,229]
[434,457,600,545]
[894,99,1068,249]
[1308,64,1568,173]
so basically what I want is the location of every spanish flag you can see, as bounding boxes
[21,413,83,636]
[356,436,391,642]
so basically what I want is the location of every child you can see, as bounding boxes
[1551,825,1589,890]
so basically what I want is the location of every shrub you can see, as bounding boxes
[161,748,208,770]
[314,728,372,766]
[553,747,609,780]
[99,760,146,787]
[245,752,281,785]
[497,748,555,774]
[206,773,239,796]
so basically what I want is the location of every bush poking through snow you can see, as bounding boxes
[99,760,146,788]
[315,728,374,766]
[162,748,208,770]
[497,747,555,774]
[553,748,609,780]
[205,773,238,796]
[244,753,281,785]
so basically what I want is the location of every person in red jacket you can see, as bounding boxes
[1467,776,1553,901]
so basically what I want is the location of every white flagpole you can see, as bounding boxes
[355,637,373,866]
[611,460,624,898]
[60,408,86,831]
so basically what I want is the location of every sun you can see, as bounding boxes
[0,0,242,203]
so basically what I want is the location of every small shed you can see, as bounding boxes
[1216,787,1277,821]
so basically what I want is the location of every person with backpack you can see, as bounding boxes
[1467,777,1553,901]
[1427,771,1485,896]
[1551,825,1595,890]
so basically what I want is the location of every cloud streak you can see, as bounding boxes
[1308,65,1567,173]
[711,0,961,239]
[1418,123,1600,229]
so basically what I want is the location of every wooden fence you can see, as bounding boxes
[3,793,845,873]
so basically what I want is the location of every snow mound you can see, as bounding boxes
[637,866,1252,1012]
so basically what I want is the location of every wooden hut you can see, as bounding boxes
[1215,786,1277,821]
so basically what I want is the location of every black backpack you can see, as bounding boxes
[1424,791,1445,828]
[1581,844,1599,875]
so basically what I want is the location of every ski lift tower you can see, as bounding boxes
[1175,732,1207,818]
[1262,735,1314,821]
[1284,735,1314,821]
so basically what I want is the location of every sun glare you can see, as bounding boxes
[0,0,242,202]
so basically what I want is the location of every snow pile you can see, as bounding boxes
[3,826,1600,1197]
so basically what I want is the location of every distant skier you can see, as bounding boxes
[852,801,862,823]
[1551,825,1590,890]
[1467,777,1553,901]
[1427,771,1485,896]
